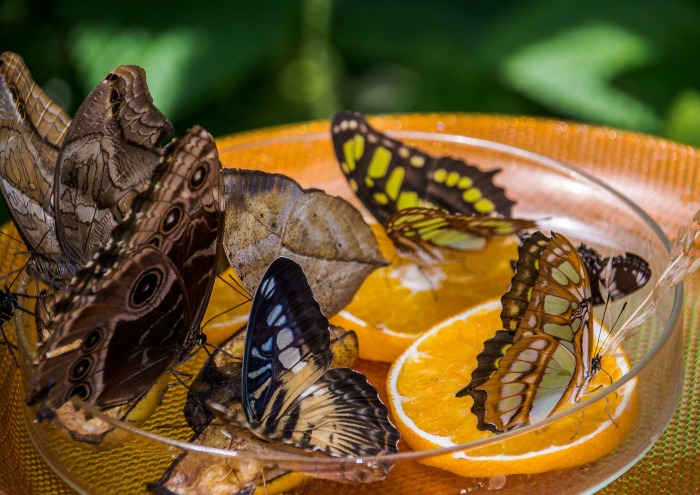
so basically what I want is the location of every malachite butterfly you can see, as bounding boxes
[457,231,601,433]
[331,111,533,261]
[330,111,516,223]
[385,206,537,264]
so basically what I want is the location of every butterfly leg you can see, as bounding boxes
[168,369,195,390]
[0,324,19,367]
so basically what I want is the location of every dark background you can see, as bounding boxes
[3,0,700,223]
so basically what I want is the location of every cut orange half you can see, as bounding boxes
[330,224,518,362]
[387,299,638,477]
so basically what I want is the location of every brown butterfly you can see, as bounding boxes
[26,126,223,421]
[0,51,173,287]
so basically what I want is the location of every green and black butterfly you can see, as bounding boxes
[208,257,400,482]
[457,231,600,433]
[331,111,533,261]
[386,206,537,264]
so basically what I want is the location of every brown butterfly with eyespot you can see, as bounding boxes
[26,125,224,422]
[0,51,173,287]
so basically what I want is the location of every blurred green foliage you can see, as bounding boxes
[2,0,700,223]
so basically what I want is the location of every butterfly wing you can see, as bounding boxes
[111,126,223,325]
[242,257,399,474]
[460,231,595,432]
[385,206,536,261]
[27,245,193,414]
[578,243,651,305]
[0,52,72,282]
[28,128,222,417]
[331,111,515,223]
[54,65,174,265]
[243,257,333,431]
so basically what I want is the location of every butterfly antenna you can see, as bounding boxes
[221,273,252,300]
[0,228,25,247]
[202,340,243,362]
[168,369,195,390]
[200,298,251,331]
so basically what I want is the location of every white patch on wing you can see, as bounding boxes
[267,304,283,326]
[278,346,301,369]
[259,277,276,299]
[248,363,272,379]
[276,328,294,349]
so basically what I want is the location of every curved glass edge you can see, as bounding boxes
[12,128,682,469]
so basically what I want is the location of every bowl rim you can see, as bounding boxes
[18,127,684,468]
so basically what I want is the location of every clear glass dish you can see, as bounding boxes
[14,118,684,495]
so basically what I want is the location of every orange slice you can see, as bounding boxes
[387,299,638,477]
[330,224,518,362]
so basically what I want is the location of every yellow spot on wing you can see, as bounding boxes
[433,169,447,183]
[368,146,392,179]
[474,198,495,213]
[349,178,358,192]
[397,191,420,210]
[446,171,460,187]
[410,155,425,167]
[462,187,482,203]
[374,192,389,205]
[385,167,405,201]
[342,140,356,172]
[365,177,375,188]
[458,177,473,189]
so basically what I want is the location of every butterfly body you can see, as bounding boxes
[460,231,597,432]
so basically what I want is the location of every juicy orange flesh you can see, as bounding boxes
[330,224,518,362]
[389,301,638,477]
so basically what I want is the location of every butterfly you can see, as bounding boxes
[577,243,651,305]
[331,111,532,262]
[385,206,537,264]
[222,168,387,317]
[0,51,173,287]
[331,111,516,223]
[456,231,600,433]
[26,125,223,420]
[149,324,361,495]
[207,257,400,482]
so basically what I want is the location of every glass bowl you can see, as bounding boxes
[13,115,684,495]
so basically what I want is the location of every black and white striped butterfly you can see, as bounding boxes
[208,257,400,482]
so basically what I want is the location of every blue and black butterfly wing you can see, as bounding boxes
[331,111,515,223]
[243,257,333,433]
[577,244,651,305]
[243,257,400,480]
